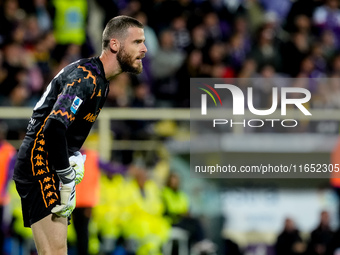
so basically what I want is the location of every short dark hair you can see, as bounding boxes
[102,15,144,50]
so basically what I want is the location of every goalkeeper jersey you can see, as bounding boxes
[14,57,109,182]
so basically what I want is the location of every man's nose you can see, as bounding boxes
[142,43,147,53]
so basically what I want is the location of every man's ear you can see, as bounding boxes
[110,39,120,53]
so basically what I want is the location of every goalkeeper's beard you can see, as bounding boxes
[117,46,143,74]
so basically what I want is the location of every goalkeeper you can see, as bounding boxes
[13,15,147,255]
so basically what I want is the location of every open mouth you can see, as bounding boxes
[137,54,145,60]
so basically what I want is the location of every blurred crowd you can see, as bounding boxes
[225,211,340,255]
[1,0,340,102]
[273,212,340,255]
[1,0,340,137]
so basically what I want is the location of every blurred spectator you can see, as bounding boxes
[95,0,118,28]
[32,31,56,91]
[0,52,8,99]
[162,172,190,224]
[321,30,337,63]
[72,148,101,255]
[275,217,306,255]
[237,58,258,78]
[32,0,53,33]
[147,0,194,34]
[260,0,292,25]
[186,24,208,53]
[162,172,205,248]
[202,12,229,42]
[223,238,243,255]
[250,24,282,72]
[227,33,251,73]
[285,0,322,33]
[128,81,154,141]
[24,15,42,47]
[297,55,326,81]
[227,15,252,73]
[327,144,340,254]
[201,41,234,78]
[71,143,127,255]
[0,82,31,140]
[119,0,141,18]
[327,77,340,108]
[262,11,289,44]
[310,42,328,74]
[253,64,279,108]
[0,122,16,255]
[7,180,36,255]
[306,210,334,255]
[176,49,203,107]
[330,137,340,222]
[170,14,191,50]
[313,0,340,47]
[121,164,170,255]
[57,44,82,70]
[244,0,265,36]
[11,22,25,45]
[52,0,87,46]
[0,0,23,46]
[293,14,312,35]
[326,228,340,255]
[281,31,310,77]
[330,53,340,76]
[93,172,125,255]
[1,42,27,96]
[131,81,154,109]
[151,29,185,107]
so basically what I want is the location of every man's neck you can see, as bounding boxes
[99,51,122,81]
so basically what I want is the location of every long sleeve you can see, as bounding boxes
[44,118,70,170]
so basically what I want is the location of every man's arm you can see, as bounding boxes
[44,118,69,170]
[44,118,76,217]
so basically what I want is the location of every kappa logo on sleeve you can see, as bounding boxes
[71,96,83,114]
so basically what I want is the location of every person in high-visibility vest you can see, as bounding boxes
[328,137,340,255]
[52,0,87,46]
[162,172,205,247]
[93,172,126,254]
[330,137,340,222]
[71,148,100,255]
[0,122,16,254]
[121,164,170,255]
[69,137,127,255]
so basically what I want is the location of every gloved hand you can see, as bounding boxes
[51,180,76,217]
[52,166,76,217]
[69,151,86,185]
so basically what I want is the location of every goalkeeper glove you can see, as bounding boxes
[69,151,86,185]
[52,166,76,217]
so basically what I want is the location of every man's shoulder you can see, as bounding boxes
[74,57,103,77]
[56,58,107,93]
[62,58,94,75]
